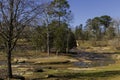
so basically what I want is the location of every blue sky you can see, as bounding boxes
[68,0,120,27]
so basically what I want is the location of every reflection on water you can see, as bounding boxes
[73,52,115,68]
[74,60,115,68]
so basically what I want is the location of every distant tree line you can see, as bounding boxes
[75,15,120,47]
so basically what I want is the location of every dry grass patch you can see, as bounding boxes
[28,56,71,64]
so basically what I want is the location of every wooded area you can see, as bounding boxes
[0,0,120,80]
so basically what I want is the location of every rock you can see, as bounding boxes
[0,78,4,80]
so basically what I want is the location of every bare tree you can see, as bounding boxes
[41,2,53,56]
[0,0,43,78]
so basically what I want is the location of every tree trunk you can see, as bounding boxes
[59,15,61,27]
[66,31,69,54]
[56,50,59,56]
[118,26,120,47]
[7,49,12,79]
[47,28,50,56]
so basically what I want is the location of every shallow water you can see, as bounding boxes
[73,52,115,68]
[74,60,115,68]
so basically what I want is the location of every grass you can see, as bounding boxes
[24,65,120,80]
[1,39,120,80]
[0,47,120,80]
[23,53,120,80]
[28,56,70,64]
